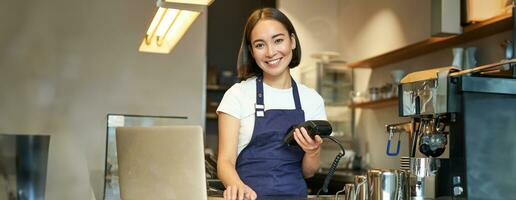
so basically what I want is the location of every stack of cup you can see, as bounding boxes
[452,47,477,70]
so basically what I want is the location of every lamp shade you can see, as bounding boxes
[138,0,212,54]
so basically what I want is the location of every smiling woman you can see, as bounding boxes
[215,8,328,200]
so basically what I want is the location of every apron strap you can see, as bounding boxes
[255,76,303,118]
[291,78,302,110]
[256,76,265,117]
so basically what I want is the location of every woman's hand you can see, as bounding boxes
[294,127,323,178]
[223,184,257,200]
[293,127,323,155]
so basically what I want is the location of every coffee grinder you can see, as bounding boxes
[387,61,516,199]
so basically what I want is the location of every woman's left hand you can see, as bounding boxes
[293,127,323,155]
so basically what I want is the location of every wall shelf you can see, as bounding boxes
[207,84,230,91]
[348,97,398,109]
[347,13,513,69]
[206,85,227,120]
[206,112,217,119]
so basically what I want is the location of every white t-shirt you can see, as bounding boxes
[216,77,327,155]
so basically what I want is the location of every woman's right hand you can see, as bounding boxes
[223,184,257,200]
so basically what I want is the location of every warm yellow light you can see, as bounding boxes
[139,9,200,54]
[155,9,180,45]
[164,0,214,6]
[139,0,211,54]
[145,8,166,44]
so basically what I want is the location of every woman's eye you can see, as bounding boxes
[274,38,284,44]
[255,43,264,49]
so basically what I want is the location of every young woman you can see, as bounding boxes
[216,8,327,200]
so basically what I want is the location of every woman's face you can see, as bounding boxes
[250,19,296,78]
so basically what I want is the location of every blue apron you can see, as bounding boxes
[235,76,307,198]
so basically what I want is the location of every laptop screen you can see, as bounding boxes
[103,114,188,200]
[116,126,207,200]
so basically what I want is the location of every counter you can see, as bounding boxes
[306,169,365,195]
[209,195,344,200]
[206,169,364,199]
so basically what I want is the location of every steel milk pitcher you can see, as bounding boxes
[367,169,409,200]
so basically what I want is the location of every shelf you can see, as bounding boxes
[325,102,349,107]
[207,84,230,91]
[321,82,353,88]
[347,13,513,69]
[348,97,398,109]
[206,112,217,119]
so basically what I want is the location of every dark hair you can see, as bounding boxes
[236,8,302,80]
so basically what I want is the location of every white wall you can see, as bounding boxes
[278,0,341,80]
[0,0,207,199]
[338,0,431,62]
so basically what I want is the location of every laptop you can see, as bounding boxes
[116,126,208,200]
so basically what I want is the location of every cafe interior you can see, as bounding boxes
[1,0,515,199]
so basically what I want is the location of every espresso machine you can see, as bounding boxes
[386,60,516,199]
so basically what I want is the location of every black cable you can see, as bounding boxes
[316,135,346,196]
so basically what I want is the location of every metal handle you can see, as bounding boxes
[386,128,401,156]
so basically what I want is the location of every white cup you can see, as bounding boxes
[464,47,477,69]
[452,47,464,69]
[390,70,405,84]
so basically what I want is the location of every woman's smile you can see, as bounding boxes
[265,57,282,66]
